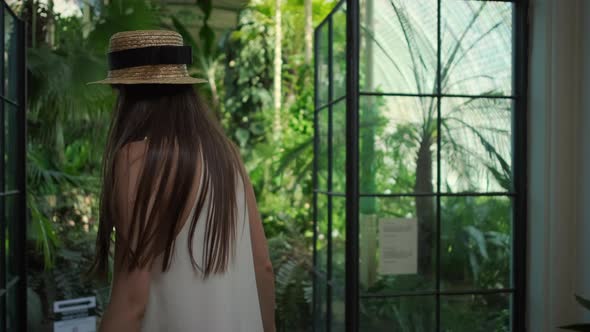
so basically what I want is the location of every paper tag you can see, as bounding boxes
[54,316,96,332]
[378,218,418,275]
[53,296,97,332]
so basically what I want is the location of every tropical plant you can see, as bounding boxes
[25,0,159,268]
[170,0,224,114]
[559,295,590,332]
[349,1,514,329]
[269,222,314,331]
[24,0,162,327]
[220,2,334,330]
[23,0,339,330]
[357,0,513,280]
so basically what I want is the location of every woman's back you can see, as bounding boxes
[107,139,275,332]
[141,156,263,331]
[89,31,275,332]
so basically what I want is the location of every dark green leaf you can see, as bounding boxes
[559,324,590,331]
[576,295,590,311]
[196,0,212,19]
[464,225,488,259]
[199,23,216,58]
[277,138,313,173]
[171,16,199,51]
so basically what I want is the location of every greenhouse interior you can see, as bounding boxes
[1,0,590,331]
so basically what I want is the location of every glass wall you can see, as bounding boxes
[313,2,347,331]
[313,0,527,331]
[0,3,26,332]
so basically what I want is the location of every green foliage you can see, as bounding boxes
[345,1,515,330]
[221,7,274,151]
[21,0,520,330]
[26,0,162,265]
[86,0,161,53]
[269,224,313,331]
[219,2,335,330]
[170,1,222,113]
[25,0,338,330]
[25,0,159,326]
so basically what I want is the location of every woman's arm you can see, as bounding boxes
[99,260,151,332]
[243,172,276,332]
[99,142,152,332]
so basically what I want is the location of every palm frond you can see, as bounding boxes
[276,137,313,174]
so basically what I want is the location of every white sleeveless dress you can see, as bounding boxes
[140,174,264,331]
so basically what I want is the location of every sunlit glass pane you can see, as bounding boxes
[360,0,437,95]
[441,1,513,96]
[441,97,513,193]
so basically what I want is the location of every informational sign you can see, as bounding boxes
[378,218,418,275]
[53,296,97,332]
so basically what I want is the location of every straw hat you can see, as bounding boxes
[86,30,207,85]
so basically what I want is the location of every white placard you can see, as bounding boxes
[54,296,96,313]
[54,316,96,332]
[378,218,418,275]
[54,296,97,332]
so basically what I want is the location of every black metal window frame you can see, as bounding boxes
[312,0,529,331]
[0,2,27,332]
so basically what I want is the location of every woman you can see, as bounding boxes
[88,30,275,331]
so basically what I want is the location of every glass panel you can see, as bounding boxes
[441,196,512,290]
[359,196,435,294]
[314,279,327,332]
[331,196,346,331]
[360,296,436,331]
[317,108,328,191]
[5,103,18,191]
[441,98,513,193]
[441,1,513,96]
[332,3,346,101]
[314,194,328,330]
[5,9,18,102]
[316,22,330,107]
[5,194,19,332]
[332,101,345,193]
[441,293,511,332]
[316,193,328,274]
[360,96,437,195]
[359,0,437,94]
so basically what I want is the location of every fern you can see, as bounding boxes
[268,224,313,331]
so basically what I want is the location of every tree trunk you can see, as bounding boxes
[304,0,312,65]
[413,133,435,332]
[82,1,92,38]
[55,120,65,164]
[46,0,55,47]
[273,0,282,142]
[31,0,37,48]
[414,134,435,276]
[208,66,221,120]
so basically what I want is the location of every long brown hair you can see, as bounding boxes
[91,83,245,278]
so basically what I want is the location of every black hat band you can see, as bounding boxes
[108,45,193,70]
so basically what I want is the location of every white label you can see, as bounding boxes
[54,316,96,332]
[54,296,96,313]
[378,218,418,275]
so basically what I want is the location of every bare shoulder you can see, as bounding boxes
[113,140,150,199]
[116,140,149,166]
[113,140,153,177]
